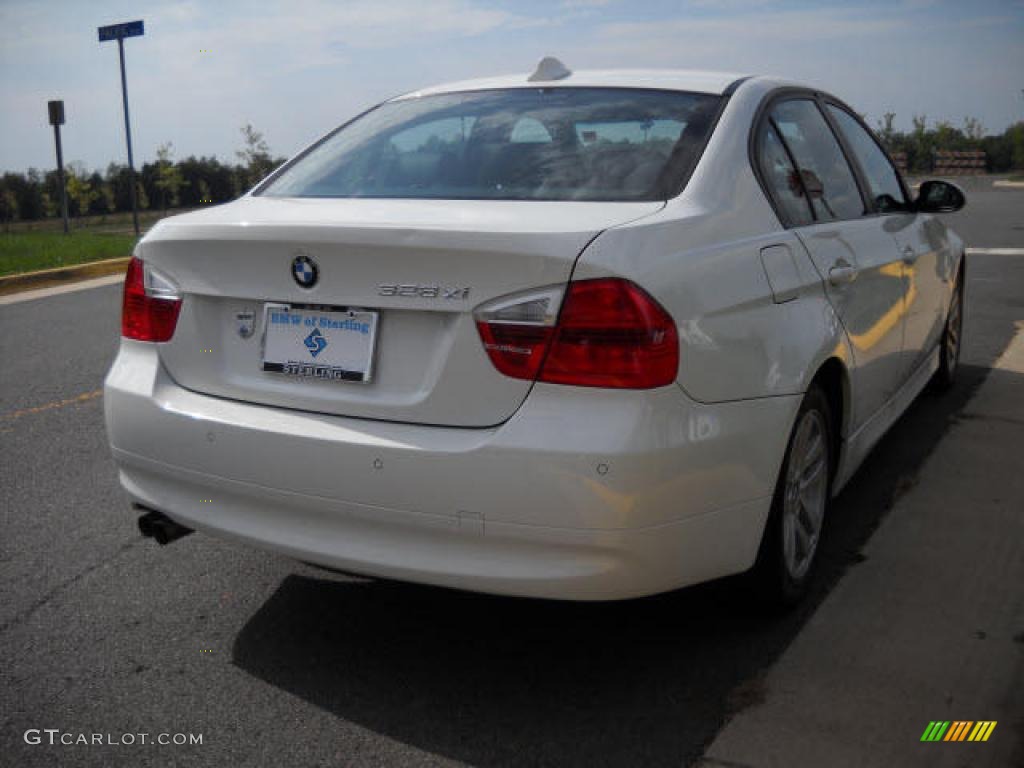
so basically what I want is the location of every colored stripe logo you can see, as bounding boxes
[921,721,997,742]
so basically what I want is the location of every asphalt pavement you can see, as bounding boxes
[1,178,1022,767]
[701,266,1024,767]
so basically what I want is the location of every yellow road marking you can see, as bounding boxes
[0,389,103,421]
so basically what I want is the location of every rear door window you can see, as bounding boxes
[755,120,814,227]
[769,99,865,222]
[826,104,907,213]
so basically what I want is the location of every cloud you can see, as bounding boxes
[219,0,538,52]
[559,0,615,8]
[548,8,906,92]
[685,0,774,8]
[595,9,903,51]
[1,0,1022,174]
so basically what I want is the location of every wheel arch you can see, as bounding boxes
[808,356,851,484]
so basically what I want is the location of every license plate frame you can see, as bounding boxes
[260,303,379,383]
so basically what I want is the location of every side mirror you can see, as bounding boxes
[915,180,966,213]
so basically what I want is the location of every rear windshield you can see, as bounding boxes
[258,88,722,202]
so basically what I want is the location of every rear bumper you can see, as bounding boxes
[105,340,799,599]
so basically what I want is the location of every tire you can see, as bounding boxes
[930,270,963,393]
[750,385,833,609]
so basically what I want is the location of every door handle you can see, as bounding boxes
[828,259,858,287]
[900,245,918,265]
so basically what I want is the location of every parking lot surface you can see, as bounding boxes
[1,178,1022,767]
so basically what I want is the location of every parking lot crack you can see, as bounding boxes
[0,540,140,637]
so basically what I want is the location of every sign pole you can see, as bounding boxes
[117,37,139,237]
[47,100,69,234]
[53,124,69,234]
[99,19,144,237]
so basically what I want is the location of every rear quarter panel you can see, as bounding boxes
[575,78,854,418]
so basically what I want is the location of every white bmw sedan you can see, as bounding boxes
[105,60,966,604]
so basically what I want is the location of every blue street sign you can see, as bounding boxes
[98,18,145,236]
[97,20,144,42]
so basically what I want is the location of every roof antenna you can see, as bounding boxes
[528,56,571,82]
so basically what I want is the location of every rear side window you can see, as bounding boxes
[826,105,907,213]
[756,120,814,227]
[769,99,865,222]
[259,88,722,202]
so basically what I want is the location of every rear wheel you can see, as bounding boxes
[930,271,963,392]
[751,386,833,608]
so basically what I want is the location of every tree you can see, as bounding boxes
[154,142,185,215]
[236,123,276,188]
[23,168,45,220]
[875,112,897,151]
[963,117,984,142]
[136,181,149,211]
[86,171,106,215]
[1,171,33,222]
[100,183,117,215]
[1002,121,1024,171]
[909,115,932,172]
[65,164,97,220]
[932,120,963,153]
[176,155,232,206]
[0,188,18,232]
[40,191,57,219]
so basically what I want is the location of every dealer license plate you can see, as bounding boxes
[261,304,378,383]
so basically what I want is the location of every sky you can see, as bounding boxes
[1,0,1023,175]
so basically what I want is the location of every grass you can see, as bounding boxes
[0,208,199,276]
[6,208,191,235]
[0,231,137,276]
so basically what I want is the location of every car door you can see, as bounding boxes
[824,103,948,380]
[761,97,908,432]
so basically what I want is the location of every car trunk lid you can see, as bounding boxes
[141,195,662,427]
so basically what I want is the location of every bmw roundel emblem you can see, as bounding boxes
[291,252,318,289]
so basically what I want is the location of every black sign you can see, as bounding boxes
[98,20,144,42]
[47,100,65,126]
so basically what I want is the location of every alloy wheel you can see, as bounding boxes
[781,409,829,581]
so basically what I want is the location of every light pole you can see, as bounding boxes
[47,100,70,234]
[98,19,144,237]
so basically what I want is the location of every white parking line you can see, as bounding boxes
[0,274,124,306]
[966,247,1024,256]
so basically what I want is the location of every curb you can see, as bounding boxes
[0,257,130,297]
[993,180,1024,189]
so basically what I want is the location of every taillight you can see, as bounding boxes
[475,278,679,389]
[121,256,182,342]
[475,286,561,380]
